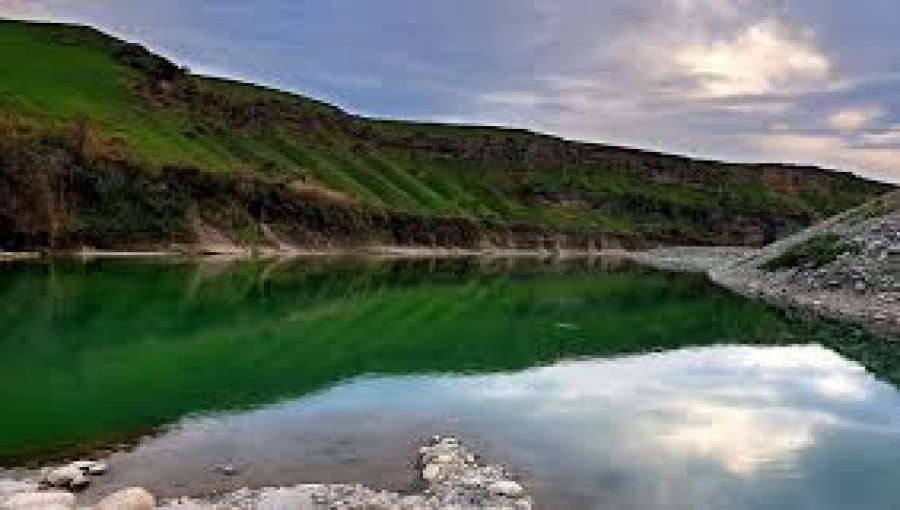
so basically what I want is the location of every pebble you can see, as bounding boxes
[487,480,524,497]
[255,488,314,510]
[422,463,443,481]
[212,464,238,477]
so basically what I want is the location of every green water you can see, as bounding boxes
[1,257,899,509]
[0,258,820,460]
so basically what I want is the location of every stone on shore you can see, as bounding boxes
[487,480,524,497]
[1,490,75,510]
[0,480,38,500]
[94,487,155,510]
[256,488,315,510]
[8,436,532,509]
[43,465,89,490]
[40,460,108,491]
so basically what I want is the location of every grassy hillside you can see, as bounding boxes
[0,19,892,250]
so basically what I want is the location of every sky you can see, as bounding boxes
[2,1,899,184]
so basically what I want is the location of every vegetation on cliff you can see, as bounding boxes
[0,19,892,251]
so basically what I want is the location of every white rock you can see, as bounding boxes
[44,465,89,489]
[156,498,209,510]
[69,472,90,490]
[257,488,315,510]
[86,462,108,476]
[1,491,75,510]
[487,480,524,498]
[0,480,39,499]
[431,454,455,465]
[422,463,443,482]
[212,464,237,476]
[94,488,155,510]
[459,476,486,489]
[514,499,533,510]
[68,461,107,477]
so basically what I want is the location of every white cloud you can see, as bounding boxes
[655,402,816,476]
[748,133,900,183]
[827,106,885,132]
[0,0,54,19]
[862,128,900,146]
[453,344,879,477]
[815,374,870,400]
[673,20,830,97]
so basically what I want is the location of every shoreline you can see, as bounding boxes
[0,437,533,510]
[628,247,900,337]
[711,270,900,337]
[5,245,896,336]
[0,245,622,263]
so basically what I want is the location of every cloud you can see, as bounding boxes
[654,402,816,476]
[827,105,886,132]
[673,20,830,98]
[0,0,45,17]
[448,344,885,478]
[748,132,900,183]
[862,128,900,146]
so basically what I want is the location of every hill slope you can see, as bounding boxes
[713,191,900,334]
[0,19,892,252]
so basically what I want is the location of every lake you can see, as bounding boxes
[1,257,898,509]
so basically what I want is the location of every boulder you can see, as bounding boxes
[1,491,75,510]
[86,462,109,476]
[421,463,443,482]
[487,480,524,498]
[94,488,155,510]
[69,461,108,476]
[43,465,89,489]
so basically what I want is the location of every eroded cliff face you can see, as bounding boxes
[0,145,628,253]
[0,129,878,254]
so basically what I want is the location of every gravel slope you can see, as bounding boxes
[711,191,900,336]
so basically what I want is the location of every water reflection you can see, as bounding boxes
[95,345,900,510]
[1,257,836,462]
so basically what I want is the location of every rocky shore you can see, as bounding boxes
[0,437,532,510]
[711,192,899,336]
[629,193,899,337]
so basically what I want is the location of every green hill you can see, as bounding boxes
[0,19,892,251]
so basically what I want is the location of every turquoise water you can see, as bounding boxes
[0,258,898,509]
